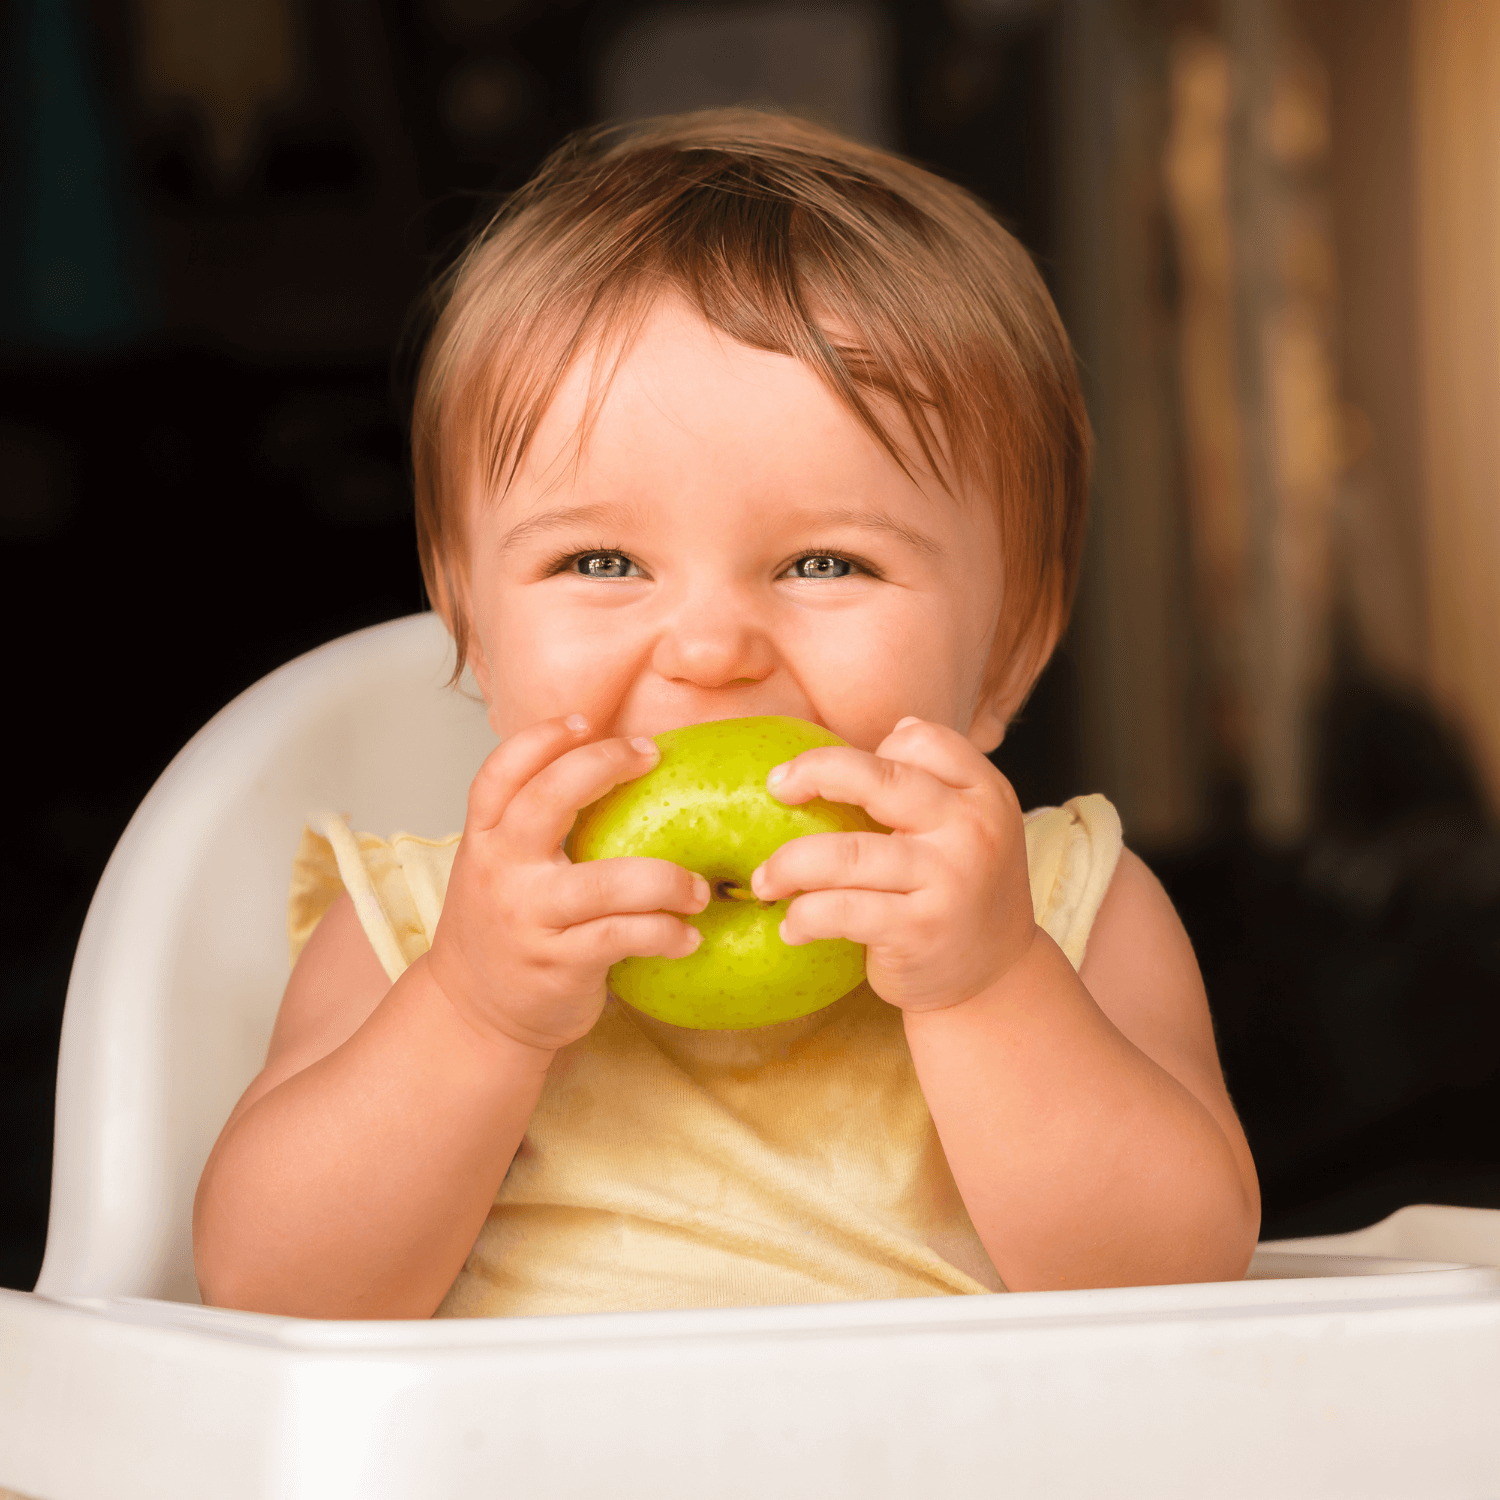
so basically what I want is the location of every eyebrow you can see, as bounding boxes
[794,506,943,557]
[498,502,642,553]
[498,501,943,556]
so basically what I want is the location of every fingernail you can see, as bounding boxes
[565,713,588,732]
[895,715,921,730]
[778,919,798,947]
[684,925,703,952]
[750,864,767,898]
[692,875,710,907]
[766,763,788,790]
[631,736,658,757]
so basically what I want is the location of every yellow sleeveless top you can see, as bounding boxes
[287,795,1123,1317]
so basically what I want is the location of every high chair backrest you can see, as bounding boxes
[34,614,497,1301]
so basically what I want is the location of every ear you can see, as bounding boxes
[965,692,1009,755]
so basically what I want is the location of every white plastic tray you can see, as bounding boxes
[4,1207,1500,1500]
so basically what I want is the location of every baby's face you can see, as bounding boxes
[463,298,1007,754]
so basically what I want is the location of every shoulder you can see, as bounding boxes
[1080,851,1203,1031]
[1079,847,1232,1122]
[1079,847,1260,1221]
[223,890,393,1134]
[273,890,393,1062]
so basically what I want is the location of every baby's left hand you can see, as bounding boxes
[750,717,1038,1015]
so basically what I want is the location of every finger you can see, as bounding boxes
[565,911,703,967]
[547,857,710,928]
[466,714,593,832]
[767,745,953,834]
[873,717,997,793]
[779,888,910,948]
[751,831,921,901]
[501,735,662,857]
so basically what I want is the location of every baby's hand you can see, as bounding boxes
[749,717,1036,1015]
[425,716,709,1053]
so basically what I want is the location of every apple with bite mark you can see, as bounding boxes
[570,716,880,1029]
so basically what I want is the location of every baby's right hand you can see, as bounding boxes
[423,715,708,1053]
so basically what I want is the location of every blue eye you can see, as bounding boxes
[575,552,636,578]
[791,554,853,579]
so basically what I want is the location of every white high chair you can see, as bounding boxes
[3,612,1499,1500]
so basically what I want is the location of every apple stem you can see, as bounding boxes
[714,880,759,904]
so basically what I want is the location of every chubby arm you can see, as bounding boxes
[193,895,556,1319]
[902,850,1259,1291]
[193,718,706,1319]
[754,718,1259,1292]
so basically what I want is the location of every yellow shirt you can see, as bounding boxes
[288,795,1122,1317]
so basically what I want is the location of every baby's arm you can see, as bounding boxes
[753,719,1259,1292]
[193,718,707,1319]
[900,850,1259,1291]
[194,892,553,1318]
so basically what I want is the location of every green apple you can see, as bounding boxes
[570,716,879,1029]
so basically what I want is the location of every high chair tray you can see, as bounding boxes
[4,1207,1500,1500]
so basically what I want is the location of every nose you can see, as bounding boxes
[649,581,777,690]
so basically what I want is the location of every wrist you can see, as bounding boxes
[899,921,1049,1032]
[410,952,560,1071]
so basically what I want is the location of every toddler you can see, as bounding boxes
[194,109,1259,1320]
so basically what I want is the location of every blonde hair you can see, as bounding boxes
[412,108,1090,704]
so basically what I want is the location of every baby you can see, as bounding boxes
[193,109,1259,1320]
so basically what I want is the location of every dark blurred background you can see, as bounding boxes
[4,0,1498,1292]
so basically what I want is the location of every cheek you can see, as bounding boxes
[478,598,644,731]
[787,602,971,745]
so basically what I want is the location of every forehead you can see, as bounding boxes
[480,296,966,524]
